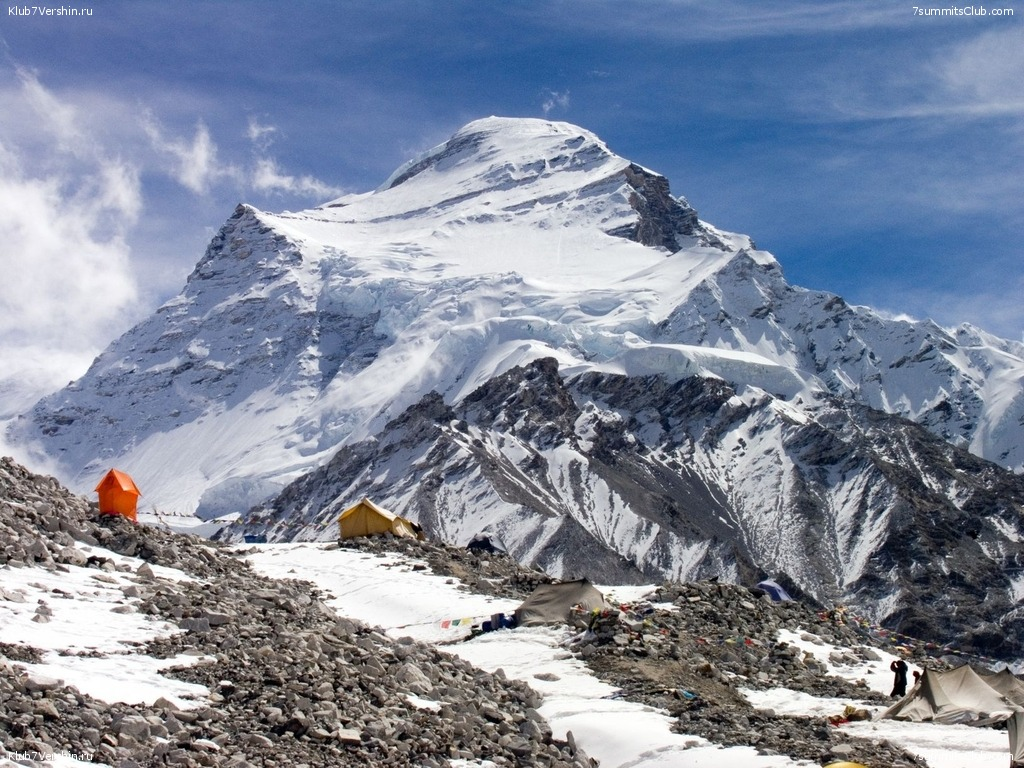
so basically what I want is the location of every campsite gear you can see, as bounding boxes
[95,468,141,523]
[480,613,516,633]
[755,579,793,602]
[571,604,620,632]
[882,665,1024,765]
[514,579,610,628]
[826,704,870,726]
[337,498,420,540]
[843,705,871,721]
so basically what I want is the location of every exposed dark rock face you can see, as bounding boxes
[605,163,702,250]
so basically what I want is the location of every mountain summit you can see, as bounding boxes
[10,117,1024,657]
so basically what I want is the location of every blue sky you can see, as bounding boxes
[1,0,1022,410]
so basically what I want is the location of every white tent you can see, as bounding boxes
[980,668,1024,708]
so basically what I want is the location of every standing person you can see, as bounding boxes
[890,658,909,697]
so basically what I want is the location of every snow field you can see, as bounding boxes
[244,543,1015,768]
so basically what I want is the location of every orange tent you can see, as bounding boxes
[95,469,141,523]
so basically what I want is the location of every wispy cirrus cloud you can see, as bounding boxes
[814,26,1024,122]
[142,113,241,195]
[251,156,344,198]
[142,111,343,199]
[535,0,907,42]
[937,26,1024,117]
[246,116,344,199]
[541,89,570,116]
[246,116,278,153]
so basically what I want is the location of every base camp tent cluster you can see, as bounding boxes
[882,664,1024,765]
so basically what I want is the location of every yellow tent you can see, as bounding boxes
[95,468,141,523]
[337,498,419,540]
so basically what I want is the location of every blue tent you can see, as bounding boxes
[756,579,794,602]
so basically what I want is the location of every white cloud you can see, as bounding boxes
[251,156,343,199]
[809,26,1024,123]
[246,116,278,153]
[14,65,84,151]
[0,145,138,336]
[541,90,570,116]
[245,115,342,199]
[0,125,141,402]
[142,113,241,195]
[938,27,1024,117]
[547,0,907,42]
[142,112,342,200]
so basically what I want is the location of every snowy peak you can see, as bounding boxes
[321,116,708,255]
[375,117,622,194]
[378,117,619,191]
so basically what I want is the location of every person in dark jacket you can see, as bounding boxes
[890,658,909,697]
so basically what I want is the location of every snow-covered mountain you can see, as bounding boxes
[9,117,1024,654]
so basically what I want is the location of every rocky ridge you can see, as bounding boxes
[576,581,935,767]
[242,357,1024,661]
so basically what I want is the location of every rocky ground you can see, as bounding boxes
[0,458,593,767]
[576,581,933,767]
[327,532,940,766]
[0,455,985,768]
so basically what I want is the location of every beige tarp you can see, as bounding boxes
[337,498,417,540]
[1009,710,1024,765]
[882,665,1024,763]
[514,579,609,627]
[882,665,1018,725]
[980,668,1024,707]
